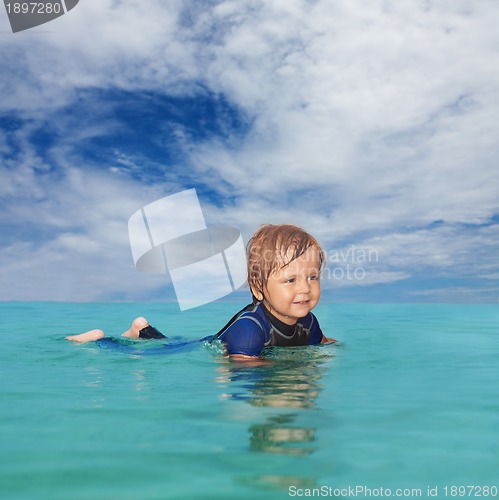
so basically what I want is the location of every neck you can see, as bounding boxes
[261,302,297,335]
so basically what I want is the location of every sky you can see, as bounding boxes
[1,0,499,305]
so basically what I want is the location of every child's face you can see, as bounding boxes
[262,245,321,325]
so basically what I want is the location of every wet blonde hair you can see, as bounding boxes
[246,224,325,301]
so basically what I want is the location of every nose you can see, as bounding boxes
[298,278,311,295]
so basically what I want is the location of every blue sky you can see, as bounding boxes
[1,0,499,304]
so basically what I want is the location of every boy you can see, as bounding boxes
[213,224,335,361]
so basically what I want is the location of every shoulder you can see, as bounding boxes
[298,311,319,329]
[298,312,323,344]
[221,306,269,340]
[218,304,270,356]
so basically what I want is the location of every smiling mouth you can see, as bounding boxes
[293,300,310,305]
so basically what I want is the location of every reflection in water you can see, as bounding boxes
[216,347,335,491]
[216,346,333,456]
[249,414,317,455]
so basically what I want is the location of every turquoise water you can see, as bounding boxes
[1,301,499,499]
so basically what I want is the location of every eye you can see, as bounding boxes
[284,277,296,284]
[308,275,319,281]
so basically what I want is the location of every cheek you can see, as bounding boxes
[267,284,294,304]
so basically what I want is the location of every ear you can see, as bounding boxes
[250,285,263,302]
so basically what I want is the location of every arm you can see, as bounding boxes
[229,353,270,365]
[321,335,338,343]
[219,317,267,360]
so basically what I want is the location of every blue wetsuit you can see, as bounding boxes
[215,302,324,357]
[97,336,212,355]
[92,304,324,357]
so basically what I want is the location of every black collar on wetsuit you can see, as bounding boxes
[261,303,298,337]
[261,303,310,346]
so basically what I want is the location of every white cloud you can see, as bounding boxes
[0,121,184,300]
[1,0,499,302]
[179,0,499,247]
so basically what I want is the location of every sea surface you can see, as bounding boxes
[1,301,498,499]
